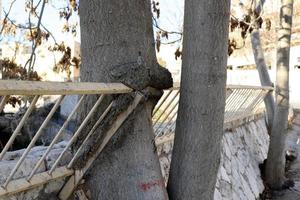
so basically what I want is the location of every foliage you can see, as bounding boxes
[0,0,284,79]
[48,42,81,79]
[152,0,272,60]
[0,58,41,81]
[152,1,160,18]
[0,58,41,107]
[174,48,182,60]
[0,20,17,37]
[0,0,80,81]
[59,1,79,36]
[25,28,50,45]
[228,9,265,56]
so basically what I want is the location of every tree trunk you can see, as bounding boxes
[251,30,275,129]
[77,1,172,199]
[250,0,275,130]
[167,0,231,199]
[265,0,293,189]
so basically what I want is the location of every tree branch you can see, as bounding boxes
[0,0,17,38]
[152,17,182,35]
[24,0,46,74]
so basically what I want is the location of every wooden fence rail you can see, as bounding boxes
[0,80,135,199]
[0,80,273,199]
[153,83,273,144]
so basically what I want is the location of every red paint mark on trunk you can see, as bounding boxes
[139,179,165,192]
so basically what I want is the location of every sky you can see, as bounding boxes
[1,0,283,69]
[1,0,80,45]
[1,0,285,55]
[1,0,183,46]
[0,0,186,74]
[155,0,184,43]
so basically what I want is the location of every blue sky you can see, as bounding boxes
[1,0,183,46]
[1,0,80,44]
[155,0,184,37]
[0,0,185,75]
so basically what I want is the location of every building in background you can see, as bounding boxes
[0,40,80,82]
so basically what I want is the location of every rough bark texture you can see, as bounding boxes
[167,0,230,199]
[265,0,294,190]
[77,0,172,199]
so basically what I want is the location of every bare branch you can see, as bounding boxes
[41,23,57,44]
[0,0,17,37]
[3,14,36,30]
[160,37,182,45]
[24,0,47,74]
[152,17,182,35]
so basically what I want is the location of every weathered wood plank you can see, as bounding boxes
[227,85,273,90]
[0,80,272,96]
[170,82,273,91]
[155,109,267,146]
[0,80,132,95]
[58,93,143,200]
[74,189,89,200]
[168,82,274,91]
[0,95,9,113]
[0,167,74,197]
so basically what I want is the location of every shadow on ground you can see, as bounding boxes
[272,109,300,199]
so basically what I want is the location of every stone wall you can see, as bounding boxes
[60,95,80,120]
[157,114,269,200]
[0,142,71,200]
[0,113,269,199]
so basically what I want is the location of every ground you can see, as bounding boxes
[272,109,300,199]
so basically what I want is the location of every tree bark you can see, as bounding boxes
[265,0,293,189]
[77,0,171,199]
[250,0,275,130]
[167,0,231,199]
[251,30,275,129]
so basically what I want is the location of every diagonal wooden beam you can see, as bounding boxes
[58,93,143,200]
[0,167,74,197]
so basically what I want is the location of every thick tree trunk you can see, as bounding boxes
[265,0,293,189]
[251,30,275,129]
[77,1,171,199]
[167,0,230,199]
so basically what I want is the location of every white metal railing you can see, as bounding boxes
[0,80,273,198]
[153,82,273,145]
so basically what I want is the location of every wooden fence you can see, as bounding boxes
[153,82,273,145]
[0,80,273,199]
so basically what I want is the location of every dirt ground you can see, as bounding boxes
[272,109,300,199]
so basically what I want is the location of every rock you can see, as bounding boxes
[0,103,73,152]
[0,142,71,199]
[214,188,222,200]
[0,114,270,199]
[157,117,269,200]
[286,149,298,162]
